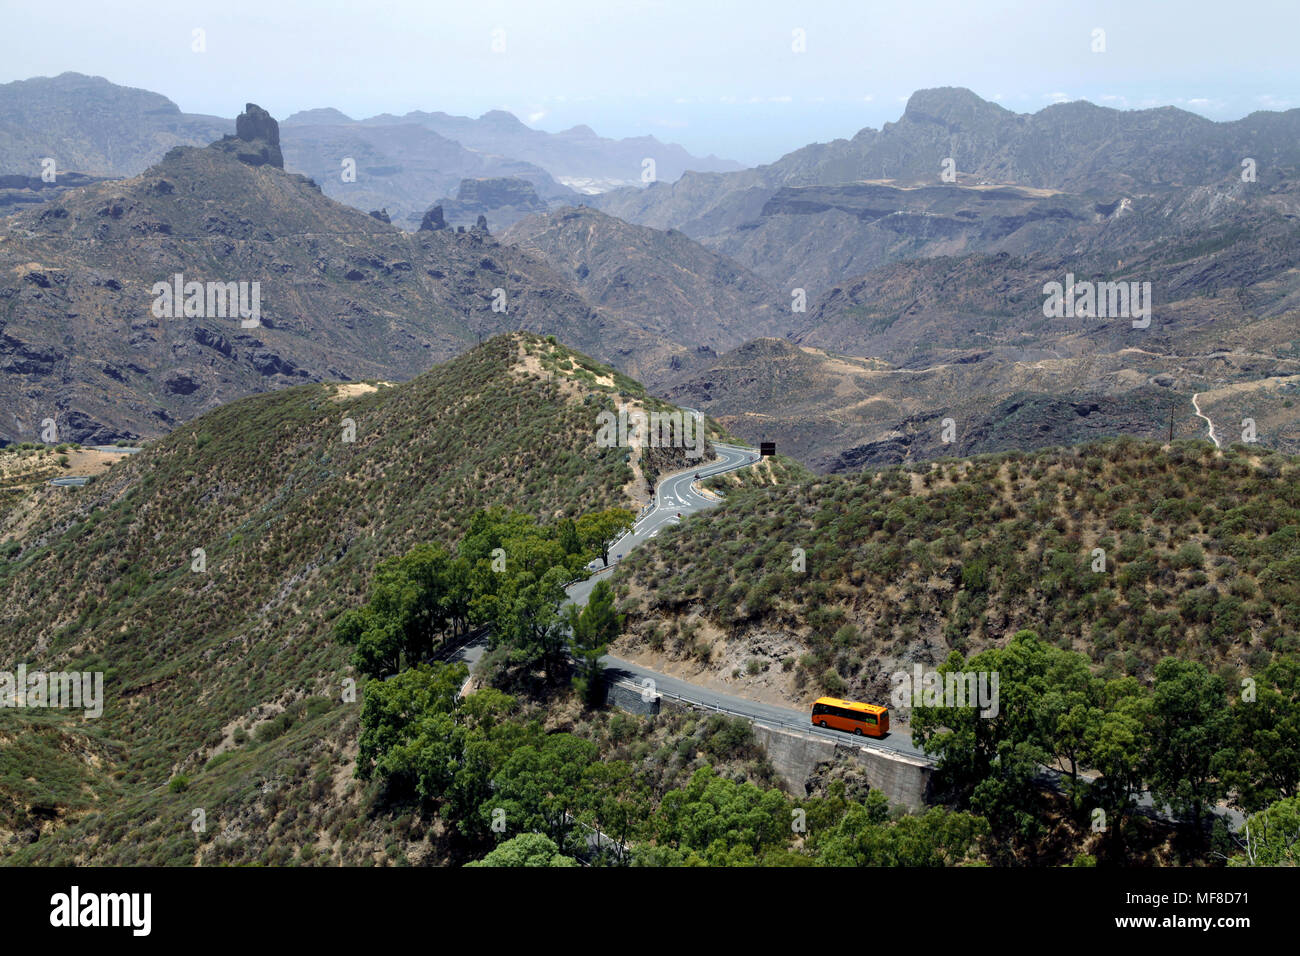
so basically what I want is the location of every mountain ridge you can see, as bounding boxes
[0,105,650,443]
[0,331,708,863]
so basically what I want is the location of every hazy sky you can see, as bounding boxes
[2,0,1297,165]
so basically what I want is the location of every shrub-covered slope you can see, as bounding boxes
[0,332,703,863]
[614,439,1300,707]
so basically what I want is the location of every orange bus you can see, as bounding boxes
[811,697,889,738]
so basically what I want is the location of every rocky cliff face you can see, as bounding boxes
[418,204,447,231]
[503,205,789,387]
[713,180,1099,297]
[420,177,551,231]
[218,103,284,168]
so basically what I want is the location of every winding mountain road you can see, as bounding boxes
[445,434,1246,825]
[565,440,755,605]
[1192,392,1220,448]
[450,438,929,762]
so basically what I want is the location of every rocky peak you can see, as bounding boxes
[479,109,528,130]
[212,103,284,168]
[236,103,279,145]
[901,87,1012,131]
[419,204,446,231]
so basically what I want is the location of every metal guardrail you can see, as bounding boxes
[611,678,937,766]
[427,625,492,665]
[611,679,1234,822]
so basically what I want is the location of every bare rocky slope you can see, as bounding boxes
[0,106,683,444]
[504,205,791,386]
[595,87,1300,299]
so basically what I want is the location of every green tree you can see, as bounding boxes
[1041,646,1105,802]
[336,606,402,679]
[577,759,648,865]
[567,579,623,705]
[811,803,987,867]
[459,507,590,685]
[1146,657,1232,826]
[491,733,598,849]
[1227,796,1300,866]
[911,631,1052,854]
[442,555,474,639]
[576,508,635,566]
[355,662,466,794]
[652,766,790,862]
[1083,677,1151,857]
[335,544,468,677]
[558,517,581,556]
[1217,656,1300,813]
[445,690,528,843]
[491,565,572,681]
[465,833,578,867]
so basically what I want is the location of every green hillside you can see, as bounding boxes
[0,332,694,863]
[615,438,1300,700]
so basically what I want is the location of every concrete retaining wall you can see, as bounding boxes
[605,682,933,810]
[605,679,660,716]
[750,723,933,811]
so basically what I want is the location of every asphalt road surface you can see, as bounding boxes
[601,654,927,760]
[565,441,757,606]
[456,440,756,661]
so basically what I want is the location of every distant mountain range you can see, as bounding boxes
[0,73,742,227]
[576,87,1300,468]
[0,106,776,443]
[3,79,1297,471]
[666,199,1300,471]
[286,104,742,188]
[594,86,1300,296]
[597,86,1300,227]
[277,119,578,228]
